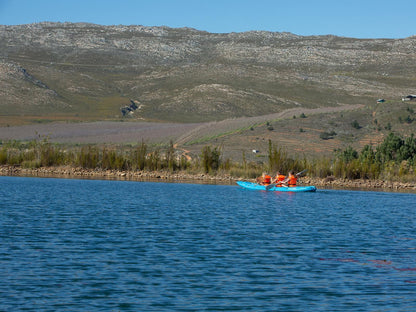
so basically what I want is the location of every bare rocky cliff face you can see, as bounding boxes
[0,22,415,122]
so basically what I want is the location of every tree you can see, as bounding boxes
[201,146,221,173]
[399,134,416,164]
[375,132,403,163]
[359,145,379,179]
[359,145,375,163]
[338,146,358,163]
[165,140,176,171]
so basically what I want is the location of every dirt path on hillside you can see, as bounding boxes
[174,103,364,146]
[173,143,192,161]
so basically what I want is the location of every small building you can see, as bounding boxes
[402,95,416,101]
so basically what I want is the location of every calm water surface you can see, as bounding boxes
[1,176,416,311]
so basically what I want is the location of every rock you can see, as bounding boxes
[324,176,335,182]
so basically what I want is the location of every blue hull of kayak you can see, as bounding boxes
[236,181,317,192]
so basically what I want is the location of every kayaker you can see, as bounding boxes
[286,170,297,187]
[272,171,286,186]
[257,172,272,185]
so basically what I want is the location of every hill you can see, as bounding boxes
[0,22,416,159]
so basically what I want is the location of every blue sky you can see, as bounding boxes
[0,0,415,38]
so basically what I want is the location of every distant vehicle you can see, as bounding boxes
[402,95,416,101]
[377,99,385,103]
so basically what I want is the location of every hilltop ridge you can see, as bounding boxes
[1,22,415,123]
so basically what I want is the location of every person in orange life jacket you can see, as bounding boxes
[256,172,272,185]
[272,171,286,186]
[286,170,297,187]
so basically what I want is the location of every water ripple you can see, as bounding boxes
[1,177,416,311]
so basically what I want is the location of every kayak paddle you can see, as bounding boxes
[296,169,308,177]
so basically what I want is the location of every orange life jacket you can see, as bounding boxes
[276,174,286,182]
[274,174,286,187]
[263,175,271,185]
[288,175,297,186]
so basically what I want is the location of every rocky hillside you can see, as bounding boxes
[1,22,415,124]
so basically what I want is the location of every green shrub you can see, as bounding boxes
[147,149,161,171]
[1,133,416,183]
[320,132,333,140]
[351,120,361,129]
[165,141,176,171]
[201,146,221,173]
[22,160,41,169]
[0,148,7,164]
[312,157,332,178]
[77,146,99,169]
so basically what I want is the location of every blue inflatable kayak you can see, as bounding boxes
[237,181,317,192]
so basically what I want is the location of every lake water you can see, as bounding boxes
[1,176,416,311]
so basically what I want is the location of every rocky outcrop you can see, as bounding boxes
[120,99,139,117]
[0,60,66,114]
[0,61,56,93]
[19,66,55,93]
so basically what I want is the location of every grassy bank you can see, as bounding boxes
[1,132,416,186]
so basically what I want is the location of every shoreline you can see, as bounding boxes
[1,165,416,192]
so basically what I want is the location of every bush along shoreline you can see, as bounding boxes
[1,133,416,191]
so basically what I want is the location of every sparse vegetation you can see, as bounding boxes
[2,132,416,182]
[0,138,190,173]
[267,140,304,174]
[201,146,221,173]
[351,120,361,129]
[328,132,416,180]
[320,131,337,140]
[2,23,416,125]
[1,23,416,183]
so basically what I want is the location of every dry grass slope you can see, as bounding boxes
[1,23,416,159]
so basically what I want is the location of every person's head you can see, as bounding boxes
[262,172,266,177]
[289,170,295,176]
[275,171,280,176]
